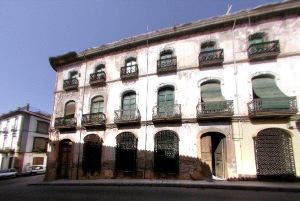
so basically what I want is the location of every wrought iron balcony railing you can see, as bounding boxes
[248,40,280,61]
[82,112,106,127]
[120,65,139,80]
[157,57,177,74]
[248,97,297,118]
[152,104,181,122]
[196,100,234,119]
[114,108,141,125]
[54,116,77,129]
[63,78,78,91]
[199,49,224,67]
[89,72,106,86]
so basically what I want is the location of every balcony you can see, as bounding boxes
[54,116,77,129]
[248,97,297,118]
[199,49,224,67]
[152,104,181,123]
[157,57,177,74]
[120,65,139,80]
[196,100,233,119]
[63,78,78,91]
[82,112,106,129]
[114,108,141,125]
[248,40,280,61]
[89,72,106,86]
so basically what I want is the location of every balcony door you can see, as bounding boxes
[91,96,104,114]
[158,87,174,116]
[125,58,137,74]
[65,101,75,118]
[122,92,136,120]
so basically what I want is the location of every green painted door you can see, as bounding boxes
[158,88,174,116]
[122,93,136,119]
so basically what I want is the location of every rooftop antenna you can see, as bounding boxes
[226,4,232,15]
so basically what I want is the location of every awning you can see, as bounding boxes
[252,77,290,109]
[201,83,226,110]
[201,82,225,102]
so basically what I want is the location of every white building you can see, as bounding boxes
[46,1,300,180]
[0,105,50,173]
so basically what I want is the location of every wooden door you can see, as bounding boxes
[59,141,72,179]
[214,138,225,178]
[201,135,212,171]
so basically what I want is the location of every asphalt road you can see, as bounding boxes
[0,175,300,201]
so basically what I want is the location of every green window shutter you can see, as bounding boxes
[65,101,75,117]
[252,77,289,109]
[91,96,104,113]
[201,82,226,111]
[158,88,174,114]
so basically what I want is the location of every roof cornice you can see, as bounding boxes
[49,0,300,71]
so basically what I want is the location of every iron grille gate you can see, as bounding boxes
[255,128,295,178]
[82,135,102,175]
[116,132,137,172]
[154,131,179,173]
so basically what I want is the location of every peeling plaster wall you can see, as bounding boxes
[48,14,300,180]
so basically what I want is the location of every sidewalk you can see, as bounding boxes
[29,178,300,192]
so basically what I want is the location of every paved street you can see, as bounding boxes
[0,175,300,201]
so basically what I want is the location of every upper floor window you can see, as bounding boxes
[90,64,106,86]
[247,32,280,61]
[158,86,174,109]
[122,92,136,111]
[64,71,79,91]
[199,40,224,66]
[65,101,76,118]
[120,58,138,80]
[32,137,48,152]
[36,121,49,134]
[249,32,266,45]
[91,96,104,114]
[157,50,177,74]
[95,64,105,73]
[201,40,216,52]
[125,58,137,73]
[200,80,225,103]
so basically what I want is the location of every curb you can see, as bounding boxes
[29,182,300,193]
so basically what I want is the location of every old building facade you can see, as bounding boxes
[46,1,300,180]
[0,105,50,173]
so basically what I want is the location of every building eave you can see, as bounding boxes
[49,0,300,71]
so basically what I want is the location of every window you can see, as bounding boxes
[95,64,105,73]
[122,92,136,119]
[32,137,48,152]
[69,71,78,79]
[125,58,137,74]
[65,101,76,118]
[33,157,44,165]
[36,121,49,134]
[154,130,179,173]
[251,75,290,109]
[200,80,226,109]
[91,96,104,114]
[159,50,173,67]
[201,40,216,52]
[158,86,174,114]
[249,32,266,45]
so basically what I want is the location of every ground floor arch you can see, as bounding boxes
[254,128,295,179]
[82,134,102,175]
[154,130,179,174]
[201,132,226,178]
[58,139,73,179]
[115,132,137,172]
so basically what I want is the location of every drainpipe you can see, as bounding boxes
[144,26,150,178]
[76,51,88,180]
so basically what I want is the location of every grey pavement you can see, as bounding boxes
[30,177,300,192]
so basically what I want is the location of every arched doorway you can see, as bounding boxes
[115,132,137,172]
[82,134,102,175]
[58,139,73,179]
[255,128,295,178]
[154,130,179,174]
[201,132,226,178]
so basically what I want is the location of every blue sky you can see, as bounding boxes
[0,0,280,114]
